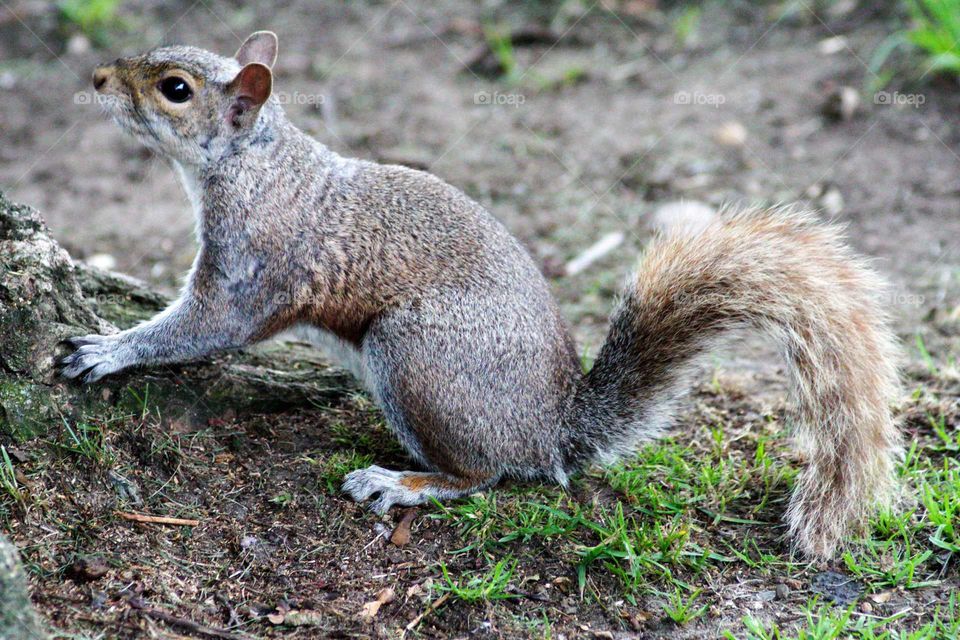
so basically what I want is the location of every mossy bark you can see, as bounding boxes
[0,190,354,633]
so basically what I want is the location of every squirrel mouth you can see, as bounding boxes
[99,97,162,150]
[95,93,127,125]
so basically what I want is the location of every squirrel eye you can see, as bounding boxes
[158,76,192,103]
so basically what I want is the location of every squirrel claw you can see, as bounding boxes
[63,334,110,349]
[57,335,128,383]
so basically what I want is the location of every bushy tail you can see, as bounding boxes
[564,206,902,558]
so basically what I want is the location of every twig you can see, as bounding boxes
[140,608,245,640]
[118,512,200,526]
[465,26,580,76]
[385,18,481,48]
[402,593,450,637]
[565,232,624,276]
[130,598,246,640]
[506,587,550,603]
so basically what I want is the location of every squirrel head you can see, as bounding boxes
[92,31,280,166]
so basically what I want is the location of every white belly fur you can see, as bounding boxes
[286,323,373,392]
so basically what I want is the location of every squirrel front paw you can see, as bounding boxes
[58,334,131,383]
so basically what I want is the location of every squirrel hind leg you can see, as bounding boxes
[342,465,495,513]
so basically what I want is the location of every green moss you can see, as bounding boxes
[73,266,166,330]
[89,297,157,329]
[0,381,55,442]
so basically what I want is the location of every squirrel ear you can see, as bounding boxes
[235,31,278,68]
[226,62,272,129]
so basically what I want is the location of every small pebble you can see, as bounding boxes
[713,121,747,147]
[66,34,91,56]
[820,187,844,216]
[818,36,848,56]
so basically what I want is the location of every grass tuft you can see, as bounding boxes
[55,417,115,466]
[438,557,519,602]
[58,0,123,44]
[0,446,25,505]
[664,587,707,625]
[907,0,960,77]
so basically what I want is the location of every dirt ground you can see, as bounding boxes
[1,0,959,638]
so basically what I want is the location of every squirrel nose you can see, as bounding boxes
[92,66,112,91]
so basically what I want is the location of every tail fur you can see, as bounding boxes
[564,205,902,559]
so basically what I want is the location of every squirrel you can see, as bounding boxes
[59,31,902,559]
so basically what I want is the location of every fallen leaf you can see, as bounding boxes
[360,587,396,624]
[266,601,291,625]
[390,508,418,546]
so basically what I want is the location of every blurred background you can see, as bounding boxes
[0,0,958,360]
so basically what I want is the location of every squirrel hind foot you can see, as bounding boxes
[342,465,495,513]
